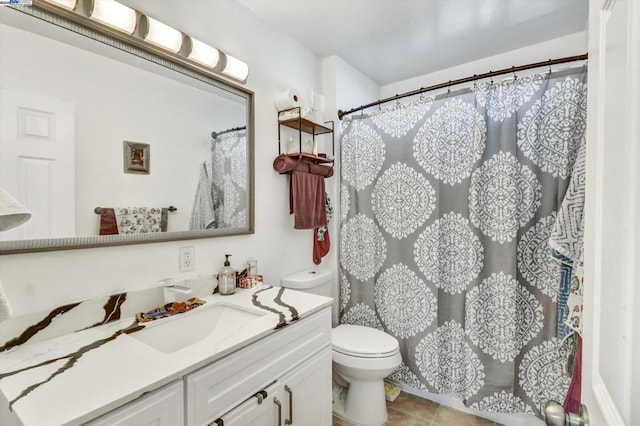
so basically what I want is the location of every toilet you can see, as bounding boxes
[281,269,402,426]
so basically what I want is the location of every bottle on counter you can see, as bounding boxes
[218,254,236,295]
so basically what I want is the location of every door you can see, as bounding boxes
[583,0,640,424]
[0,89,75,240]
[279,347,333,426]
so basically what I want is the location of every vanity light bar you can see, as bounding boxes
[188,37,220,68]
[42,0,76,9]
[35,0,249,84]
[89,0,137,34]
[222,54,250,83]
[144,16,182,53]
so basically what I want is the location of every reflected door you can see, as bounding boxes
[0,89,75,240]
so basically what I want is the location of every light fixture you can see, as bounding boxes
[144,17,182,53]
[89,0,137,34]
[188,37,220,68]
[33,0,249,83]
[0,188,31,232]
[222,54,249,83]
[41,0,77,9]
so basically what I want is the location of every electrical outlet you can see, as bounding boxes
[179,246,195,272]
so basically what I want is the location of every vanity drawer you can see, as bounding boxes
[185,307,331,426]
[86,380,183,426]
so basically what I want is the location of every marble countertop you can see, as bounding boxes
[0,286,332,426]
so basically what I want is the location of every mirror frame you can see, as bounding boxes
[0,2,255,254]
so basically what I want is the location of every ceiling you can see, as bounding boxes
[236,0,588,86]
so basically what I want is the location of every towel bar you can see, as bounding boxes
[94,206,177,214]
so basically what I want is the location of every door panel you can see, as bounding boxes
[0,89,75,240]
[584,0,639,424]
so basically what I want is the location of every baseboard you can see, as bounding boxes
[389,380,543,426]
[593,383,626,426]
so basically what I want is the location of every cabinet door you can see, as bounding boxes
[280,347,332,426]
[86,380,184,426]
[218,383,284,426]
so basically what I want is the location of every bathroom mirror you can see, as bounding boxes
[0,4,254,254]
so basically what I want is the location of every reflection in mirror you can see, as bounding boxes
[0,5,254,253]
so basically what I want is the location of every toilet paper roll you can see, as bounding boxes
[274,88,301,111]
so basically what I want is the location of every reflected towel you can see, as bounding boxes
[289,170,327,229]
[115,207,166,234]
[189,162,216,231]
[273,154,333,177]
[99,208,118,235]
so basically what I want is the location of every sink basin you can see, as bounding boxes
[129,302,266,354]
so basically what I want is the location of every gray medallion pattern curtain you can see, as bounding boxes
[338,68,587,417]
[211,130,248,228]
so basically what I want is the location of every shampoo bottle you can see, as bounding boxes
[218,254,236,295]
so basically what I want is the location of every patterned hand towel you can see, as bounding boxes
[115,207,166,234]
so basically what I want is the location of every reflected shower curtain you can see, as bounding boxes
[338,68,587,417]
[211,130,248,228]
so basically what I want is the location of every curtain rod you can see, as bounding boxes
[211,125,247,139]
[337,53,588,120]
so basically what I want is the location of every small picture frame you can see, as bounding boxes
[123,141,150,174]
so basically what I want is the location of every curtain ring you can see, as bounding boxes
[360,107,364,117]
[547,59,552,76]
[447,81,451,95]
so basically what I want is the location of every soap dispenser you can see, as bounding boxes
[218,254,236,295]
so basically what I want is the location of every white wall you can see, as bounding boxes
[0,0,326,317]
[381,32,587,99]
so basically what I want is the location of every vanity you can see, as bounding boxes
[0,287,333,426]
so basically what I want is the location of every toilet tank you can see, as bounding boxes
[280,269,333,298]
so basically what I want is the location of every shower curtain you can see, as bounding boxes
[211,130,248,228]
[189,130,248,230]
[338,67,587,417]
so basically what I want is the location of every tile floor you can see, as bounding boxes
[332,392,504,426]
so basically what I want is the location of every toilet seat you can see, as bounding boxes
[332,325,399,358]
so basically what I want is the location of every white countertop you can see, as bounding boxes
[0,287,332,426]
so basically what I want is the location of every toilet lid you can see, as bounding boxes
[332,325,399,358]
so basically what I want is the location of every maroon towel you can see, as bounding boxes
[289,170,327,229]
[273,154,333,177]
[313,229,330,264]
[99,208,118,235]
